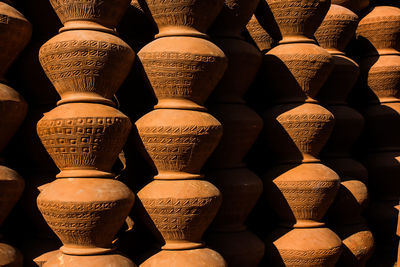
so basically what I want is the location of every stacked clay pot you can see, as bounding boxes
[258,0,343,265]
[36,0,136,266]
[355,6,400,265]
[203,0,265,266]
[134,0,229,265]
[0,1,31,266]
[315,4,374,266]
[332,0,369,12]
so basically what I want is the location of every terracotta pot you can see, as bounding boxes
[0,1,32,79]
[263,103,335,163]
[264,163,340,227]
[209,0,260,38]
[37,103,132,178]
[137,179,221,250]
[143,0,224,38]
[206,104,262,169]
[265,0,330,43]
[315,4,359,54]
[266,227,342,266]
[206,231,265,267]
[331,0,369,12]
[43,250,136,267]
[327,179,369,224]
[0,165,24,226]
[246,15,273,52]
[262,43,333,103]
[209,38,261,103]
[333,224,374,266]
[140,248,226,267]
[138,36,227,111]
[207,168,263,232]
[356,6,400,55]
[49,0,131,30]
[359,55,400,103]
[37,178,134,255]
[136,109,222,180]
[39,30,135,106]
[322,158,368,183]
[317,55,359,105]
[0,242,23,267]
[0,83,27,153]
[320,105,364,158]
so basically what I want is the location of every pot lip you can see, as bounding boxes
[61,245,116,256]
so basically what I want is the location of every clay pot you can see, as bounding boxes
[137,179,221,250]
[331,0,369,12]
[317,55,359,105]
[327,179,369,224]
[333,224,374,266]
[246,15,274,52]
[356,6,400,55]
[262,43,333,103]
[209,38,262,103]
[264,163,340,227]
[0,1,32,79]
[322,158,368,183]
[37,178,134,255]
[209,0,260,38]
[266,227,342,266]
[206,104,262,169]
[207,168,263,232]
[0,242,23,267]
[138,36,227,111]
[37,103,132,178]
[140,247,226,267]
[0,83,27,153]
[315,4,359,54]
[143,0,224,37]
[206,231,265,267]
[43,250,136,267]
[49,0,131,30]
[0,165,24,226]
[263,103,335,163]
[320,106,364,158]
[135,109,222,180]
[265,0,330,43]
[39,30,135,106]
[359,55,400,103]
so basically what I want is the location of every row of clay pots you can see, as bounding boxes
[0,1,31,266]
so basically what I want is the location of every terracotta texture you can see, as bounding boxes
[315,4,374,265]
[248,0,343,265]
[246,14,273,52]
[36,0,136,266]
[202,0,265,265]
[135,0,227,265]
[2,0,400,265]
[332,0,370,12]
[354,5,400,265]
[265,0,330,43]
[0,1,31,266]
[143,0,224,38]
